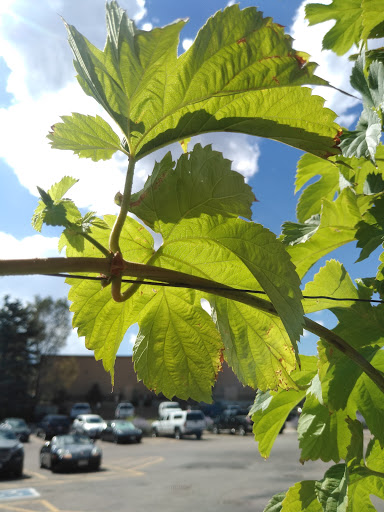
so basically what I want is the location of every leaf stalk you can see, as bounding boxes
[109,156,136,253]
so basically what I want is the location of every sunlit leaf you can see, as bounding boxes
[130,144,256,237]
[47,113,123,161]
[305,0,384,56]
[281,481,322,512]
[61,2,340,160]
[249,356,317,458]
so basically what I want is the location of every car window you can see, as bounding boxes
[0,429,17,440]
[6,419,27,427]
[187,412,204,420]
[86,417,103,423]
[173,414,183,419]
[55,434,92,446]
[114,421,135,430]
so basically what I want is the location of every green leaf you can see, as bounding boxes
[298,384,355,463]
[315,464,348,512]
[250,356,317,458]
[305,0,384,56]
[64,215,155,380]
[62,3,341,160]
[130,144,256,237]
[213,298,298,392]
[341,56,384,163]
[355,196,384,261]
[363,172,384,194]
[32,177,81,232]
[286,189,367,279]
[47,113,123,161]
[294,153,340,223]
[340,107,382,163]
[350,350,384,443]
[133,287,223,402]
[156,214,304,347]
[348,465,384,511]
[282,215,320,245]
[361,0,384,41]
[302,260,361,313]
[264,492,286,512]
[282,481,322,512]
[366,437,384,472]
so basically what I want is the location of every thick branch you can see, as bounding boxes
[1,256,384,394]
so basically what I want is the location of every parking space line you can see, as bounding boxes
[24,472,48,481]
[0,499,58,512]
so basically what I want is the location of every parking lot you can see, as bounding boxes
[0,430,334,512]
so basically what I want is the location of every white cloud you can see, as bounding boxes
[182,38,193,51]
[289,0,360,127]
[141,22,152,31]
[0,231,59,259]
[0,0,147,101]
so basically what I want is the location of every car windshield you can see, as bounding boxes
[50,416,70,425]
[0,429,17,440]
[114,421,135,430]
[187,412,204,420]
[55,434,92,446]
[6,419,27,427]
[86,417,103,423]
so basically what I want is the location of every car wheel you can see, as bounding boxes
[151,428,158,438]
[114,435,119,444]
[40,454,45,469]
[238,426,246,436]
[137,437,142,443]
[212,426,219,435]
[174,428,182,440]
[14,464,23,477]
[196,432,202,440]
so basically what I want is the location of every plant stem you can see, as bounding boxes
[109,156,136,253]
[1,256,384,394]
[80,232,111,258]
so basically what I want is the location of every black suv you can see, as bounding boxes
[211,409,253,435]
[36,415,71,440]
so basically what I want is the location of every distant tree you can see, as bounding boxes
[0,295,71,416]
[86,382,103,406]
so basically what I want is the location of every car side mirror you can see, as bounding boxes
[44,441,50,447]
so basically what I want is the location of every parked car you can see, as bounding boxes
[0,426,24,477]
[115,402,135,419]
[70,403,92,420]
[1,418,31,442]
[36,414,71,440]
[152,410,206,439]
[72,414,107,439]
[211,409,253,435]
[39,433,102,472]
[158,401,181,419]
[101,420,142,443]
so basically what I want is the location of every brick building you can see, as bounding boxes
[40,355,256,408]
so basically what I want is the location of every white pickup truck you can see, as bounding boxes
[152,410,206,440]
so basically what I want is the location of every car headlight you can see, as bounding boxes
[57,449,72,459]
[91,447,101,456]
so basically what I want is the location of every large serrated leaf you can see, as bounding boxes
[130,144,256,236]
[213,298,298,392]
[249,356,317,458]
[47,113,123,161]
[133,287,223,402]
[59,2,340,160]
[298,386,355,463]
[286,188,370,279]
[156,214,304,346]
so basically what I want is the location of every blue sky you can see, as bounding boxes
[0,0,374,357]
